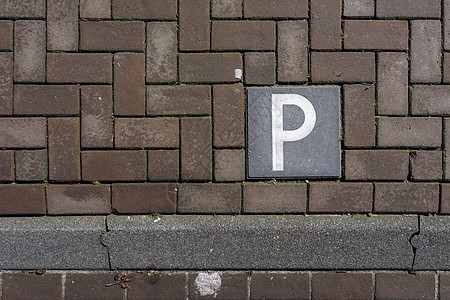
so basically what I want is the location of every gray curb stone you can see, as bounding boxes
[412,216,450,270]
[0,216,108,269]
[103,215,416,270]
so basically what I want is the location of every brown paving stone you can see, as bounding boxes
[146,22,177,83]
[375,272,435,300]
[311,0,341,50]
[82,151,146,182]
[277,21,308,83]
[47,53,112,83]
[444,54,450,83]
[65,273,124,300]
[14,85,79,116]
[2,273,62,300]
[446,119,450,181]
[250,272,310,300]
[47,0,78,51]
[80,0,111,19]
[148,150,179,181]
[189,272,247,300]
[127,272,187,300]
[343,0,374,17]
[0,118,47,148]
[0,185,45,215]
[212,0,242,18]
[81,85,113,149]
[377,0,441,18]
[114,53,145,116]
[112,183,177,214]
[312,273,373,300]
[411,85,450,116]
[15,150,47,181]
[0,150,14,182]
[80,21,145,51]
[309,183,373,213]
[344,20,408,50]
[446,0,450,50]
[181,118,212,181]
[178,184,241,213]
[410,151,442,181]
[214,149,245,182]
[343,85,375,148]
[345,150,409,181]
[212,21,276,51]
[115,118,179,149]
[0,0,45,18]
[147,85,211,116]
[243,183,306,213]
[47,184,110,215]
[48,118,80,182]
[374,183,439,213]
[213,84,245,148]
[0,52,12,115]
[113,0,177,20]
[179,0,210,51]
[14,20,45,82]
[244,0,308,18]
[441,272,450,298]
[441,184,450,214]
[245,52,275,85]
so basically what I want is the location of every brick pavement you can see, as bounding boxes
[0,0,449,298]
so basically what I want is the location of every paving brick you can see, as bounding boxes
[189,272,247,300]
[147,85,211,116]
[114,53,145,115]
[65,273,124,300]
[377,0,441,18]
[181,118,212,180]
[411,85,450,116]
[374,183,439,213]
[0,150,14,182]
[47,53,112,83]
[446,0,450,50]
[148,150,179,181]
[446,119,450,181]
[277,21,308,83]
[244,0,307,18]
[112,183,176,214]
[311,52,375,83]
[245,52,275,85]
[115,118,179,148]
[411,151,442,181]
[343,0,374,17]
[214,149,245,182]
[2,273,62,300]
[0,0,45,18]
[309,183,373,213]
[14,85,79,116]
[112,0,177,20]
[344,20,408,50]
[243,183,306,213]
[212,0,242,18]
[80,0,111,19]
[15,150,47,181]
[47,184,110,215]
[312,273,373,300]
[178,184,241,213]
[0,185,45,215]
[0,21,12,50]
[377,117,442,148]
[442,184,450,214]
[82,151,146,181]
[13,20,45,83]
[212,21,275,51]
[311,0,341,50]
[0,52,12,115]
[127,273,187,300]
[48,118,80,182]
[213,84,245,148]
[411,21,441,83]
[250,272,309,300]
[179,0,210,51]
[444,54,450,83]
[345,150,409,181]
[146,22,177,83]
[375,272,435,300]
[80,21,145,51]
[441,273,450,298]
[81,85,113,148]
[47,0,78,51]
[179,53,242,83]
[377,53,409,116]
[0,118,46,148]
[343,85,375,147]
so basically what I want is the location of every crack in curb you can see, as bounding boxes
[100,216,112,270]
[408,215,421,273]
